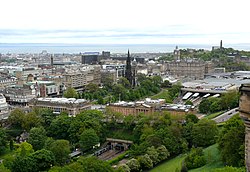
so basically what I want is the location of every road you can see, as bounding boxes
[212,107,239,123]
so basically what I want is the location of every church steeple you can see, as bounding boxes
[125,49,133,86]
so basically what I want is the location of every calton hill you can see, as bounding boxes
[0,47,249,172]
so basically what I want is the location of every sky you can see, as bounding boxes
[0,0,250,45]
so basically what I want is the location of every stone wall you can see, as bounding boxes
[239,84,250,171]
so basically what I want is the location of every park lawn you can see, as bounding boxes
[189,144,224,172]
[205,111,224,119]
[151,89,171,100]
[150,154,186,172]
[150,144,223,172]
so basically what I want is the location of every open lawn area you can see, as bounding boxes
[150,144,223,172]
[150,89,171,102]
[189,144,224,172]
[205,111,224,119]
[150,154,186,172]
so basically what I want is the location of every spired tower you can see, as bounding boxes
[174,45,181,60]
[125,50,133,86]
[239,84,250,171]
[220,40,223,49]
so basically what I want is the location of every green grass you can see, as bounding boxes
[150,154,186,172]
[205,111,224,119]
[150,144,223,172]
[151,89,171,102]
[189,144,224,172]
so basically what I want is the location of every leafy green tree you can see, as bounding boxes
[8,108,25,129]
[157,145,170,161]
[220,91,239,110]
[34,108,54,130]
[77,156,114,172]
[16,142,34,157]
[116,164,130,172]
[48,139,71,165]
[47,114,71,140]
[85,83,99,93]
[146,146,159,165]
[198,98,211,114]
[168,84,181,100]
[192,118,218,147]
[68,110,103,143]
[27,127,47,151]
[21,111,43,131]
[0,127,7,155]
[29,149,55,172]
[126,158,140,172]
[217,115,245,167]
[79,129,99,152]
[11,155,36,172]
[184,147,206,170]
[138,154,153,170]
[118,77,131,88]
[184,100,193,106]
[185,114,198,123]
[63,87,78,98]
[161,80,171,88]
[12,149,55,172]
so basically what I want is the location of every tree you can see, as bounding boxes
[146,146,159,165]
[27,127,47,151]
[16,142,34,157]
[198,98,211,114]
[85,83,99,93]
[217,115,245,167]
[12,149,55,172]
[192,118,218,147]
[48,140,71,165]
[116,164,130,172]
[8,108,25,129]
[118,77,131,88]
[220,91,239,110]
[21,111,43,131]
[185,100,193,106]
[63,87,77,98]
[47,115,71,140]
[184,147,206,170]
[29,149,55,172]
[79,129,99,152]
[138,154,153,170]
[0,127,7,155]
[157,145,170,161]
[126,158,140,172]
[185,114,198,123]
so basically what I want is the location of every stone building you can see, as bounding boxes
[63,65,101,91]
[239,84,250,171]
[166,59,213,80]
[29,97,91,116]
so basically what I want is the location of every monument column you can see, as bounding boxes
[239,84,250,171]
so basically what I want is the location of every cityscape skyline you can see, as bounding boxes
[0,0,250,44]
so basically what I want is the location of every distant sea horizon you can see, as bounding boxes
[0,43,249,54]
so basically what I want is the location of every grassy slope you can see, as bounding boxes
[205,111,224,119]
[150,154,186,172]
[150,144,223,172]
[150,89,171,101]
[189,144,224,172]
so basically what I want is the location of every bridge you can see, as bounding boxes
[94,138,133,160]
[181,88,227,94]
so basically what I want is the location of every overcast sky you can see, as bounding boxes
[0,0,249,44]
